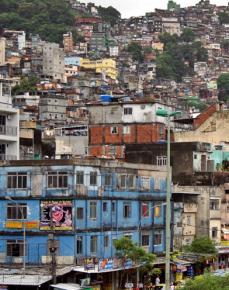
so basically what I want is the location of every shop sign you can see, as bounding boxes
[84,258,95,270]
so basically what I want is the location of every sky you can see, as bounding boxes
[83,0,228,18]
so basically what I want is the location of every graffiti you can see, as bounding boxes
[40,200,73,230]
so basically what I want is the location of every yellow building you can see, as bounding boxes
[80,58,117,80]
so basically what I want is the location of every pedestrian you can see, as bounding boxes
[155,276,160,290]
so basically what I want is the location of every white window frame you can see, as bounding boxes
[123,126,130,135]
[47,171,68,188]
[154,230,162,245]
[90,235,97,255]
[89,201,97,219]
[110,126,118,134]
[7,172,27,189]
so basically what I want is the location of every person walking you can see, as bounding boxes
[155,276,160,290]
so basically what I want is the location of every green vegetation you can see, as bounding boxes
[97,5,121,26]
[114,237,156,288]
[156,31,208,81]
[127,42,144,62]
[180,273,229,290]
[184,236,217,255]
[12,76,39,96]
[114,236,156,265]
[167,0,180,11]
[219,11,229,24]
[217,73,229,103]
[0,0,77,43]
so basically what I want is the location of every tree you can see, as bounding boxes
[217,73,229,103]
[12,76,39,96]
[97,5,121,26]
[181,28,195,43]
[219,12,229,24]
[180,273,229,290]
[184,236,217,255]
[127,42,144,63]
[114,237,156,287]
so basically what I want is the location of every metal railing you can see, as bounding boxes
[0,125,17,136]
[0,154,17,160]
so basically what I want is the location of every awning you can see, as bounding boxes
[51,283,81,290]
[0,274,52,286]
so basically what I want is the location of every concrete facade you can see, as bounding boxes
[0,80,19,160]
[0,38,6,66]
[42,42,65,81]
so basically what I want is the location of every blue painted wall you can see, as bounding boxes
[0,163,167,265]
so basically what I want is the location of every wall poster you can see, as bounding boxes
[40,200,73,230]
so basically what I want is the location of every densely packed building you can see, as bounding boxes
[1,0,229,288]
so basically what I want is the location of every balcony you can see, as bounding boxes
[0,125,17,137]
[0,154,17,160]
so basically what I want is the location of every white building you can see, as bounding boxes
[0,38,6,66]
[0,79,19,160]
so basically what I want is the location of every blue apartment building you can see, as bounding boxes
[0,159,167,287]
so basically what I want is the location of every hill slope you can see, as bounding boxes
[0,0,78,43]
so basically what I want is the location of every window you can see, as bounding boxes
[77,207,83,219]
[212,227,218,238]
[142,234,149,246]
[210,199,219,210]
[90,172,97,186]
[154,178,160,191]
[129,175,135,189]
[112,201,115,212]
[90,236,97,254]
[76,236,83,254]
[89,201,97,219]
[154,203,161,218]
[47,171,68,188]
[141,177,150,190]
[104,174,112,186]
[103,202,107,212]
[7,172,27,189]
[120,175,127,189]
[7,240,24,257]
[123,202,131,218]
[7,203,27,220]
[186,215,191,226]
[123,126,130,135]
[142,203,149,217]
[76,171,84,185]
[111,126,118,134]
[154,230,162,245]
[124,107,133,115]
[104,236,109,247]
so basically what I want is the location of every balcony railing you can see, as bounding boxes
[0,125,17,136]
[0,154,17,160]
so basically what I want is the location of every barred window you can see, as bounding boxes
[7,240,25,257]
[7,203,27,220]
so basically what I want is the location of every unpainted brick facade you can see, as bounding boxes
[89,123,166,158]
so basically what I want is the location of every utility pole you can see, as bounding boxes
[49,211,58,284]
